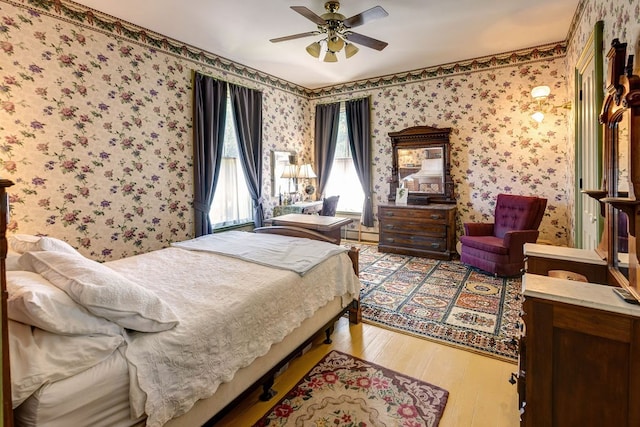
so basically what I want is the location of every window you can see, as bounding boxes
[209,96,253,228]
[323,107,365,213]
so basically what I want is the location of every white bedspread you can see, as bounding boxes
[171,231,348,275]
[106,245,359,427]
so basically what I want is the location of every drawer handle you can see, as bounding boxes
[430,243,440,248]
[430,214,442,220]
[386,224,395,229]
[385,212,394,217]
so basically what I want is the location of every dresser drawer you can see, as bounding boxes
[380,219,446,236]
[379,207,448,223]
[379,232,447,252]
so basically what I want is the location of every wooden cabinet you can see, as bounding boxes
[524,243,608,284]
[378,203,456,260]
[519,274,640,427]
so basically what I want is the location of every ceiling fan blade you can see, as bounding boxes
[270,31,319,43]
[343,6,388,28]
[290,6,327,26]
[344,32,388,51]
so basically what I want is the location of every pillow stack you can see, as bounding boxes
[5,234,178,408]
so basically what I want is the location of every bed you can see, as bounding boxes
[1,220,361,427]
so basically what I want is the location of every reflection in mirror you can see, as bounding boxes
[615,210,630,277]
[398,147,444,194]
[614,116,630,279]
[388,125,454,205]
[271,150,295,199]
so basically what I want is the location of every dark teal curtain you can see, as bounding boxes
[229,84,264,227]
[192,72,227,236]
[346,97,374,227]
[314,102,341,198]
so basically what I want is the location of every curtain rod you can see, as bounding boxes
[192,69,263,93]
[314,95,370,106]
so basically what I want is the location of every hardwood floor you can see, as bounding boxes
[216,317,520,426]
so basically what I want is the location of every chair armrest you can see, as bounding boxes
[503,230,540,260]
[463,222,494,236]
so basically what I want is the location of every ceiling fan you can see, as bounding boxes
[270,1,389,62]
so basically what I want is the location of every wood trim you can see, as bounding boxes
[1,179,14,427]
[523,298,553,427]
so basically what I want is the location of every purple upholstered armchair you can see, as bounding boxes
[460,194,547,277]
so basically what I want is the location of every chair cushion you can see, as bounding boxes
[459,235,509,255]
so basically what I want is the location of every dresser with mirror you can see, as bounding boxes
[518,39,640,426]
[378,126,456,260]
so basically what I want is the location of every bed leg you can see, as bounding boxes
[349,299,361,324]
[259,376,277,401]
[324,325,334,344]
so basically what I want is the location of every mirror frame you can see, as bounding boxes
[270,150,296,198]
[387,126,454,205]
[597,38,640,296]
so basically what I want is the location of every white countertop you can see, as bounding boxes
[523,273,640,317]
[524,243,607,265]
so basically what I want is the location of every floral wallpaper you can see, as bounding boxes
[314,59,570,245]
[0,0,311,260]
[3,0,637,261]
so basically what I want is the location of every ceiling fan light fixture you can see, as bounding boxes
[324,50,338,62]
[271,1,389,63]
[345,42,359,58]
[306,41,321,58]
[327,34,345,52]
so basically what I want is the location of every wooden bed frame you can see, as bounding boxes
[0,185,361,426]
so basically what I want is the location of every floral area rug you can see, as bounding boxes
[253,350,449,427]
[352,243,521,362]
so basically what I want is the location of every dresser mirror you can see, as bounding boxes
[271,150,296,197]
[388,126,454,205]
[596,38,640,293]
[613,114,630,278]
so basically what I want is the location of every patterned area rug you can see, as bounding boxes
[352,243,521,362]
[253,350,449,427]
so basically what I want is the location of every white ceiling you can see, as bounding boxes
[71,0,579,90]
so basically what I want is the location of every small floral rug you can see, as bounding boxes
[253,350,449,427]
[352,243,521,362]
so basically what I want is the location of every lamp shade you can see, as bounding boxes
[324,50,338,63]
[345,43,359,59]
[531,111,545,123]
[531,85,551,99]
[297,164,317,179]
[281,164,298,178]
[327,35,345,52]
[306,41,321,58]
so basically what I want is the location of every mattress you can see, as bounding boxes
[14,296,350,427]
[14,347,144,427]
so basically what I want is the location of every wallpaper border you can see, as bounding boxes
[9,0,569,100]
[308,42,567,98]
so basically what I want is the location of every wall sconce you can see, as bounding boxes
[530,85,571,123]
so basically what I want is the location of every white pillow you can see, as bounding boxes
[8,234,81,256]
[7,234,39,253]
[19,251,179,332]
[7,270,122,336]
[9,320,124,408]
